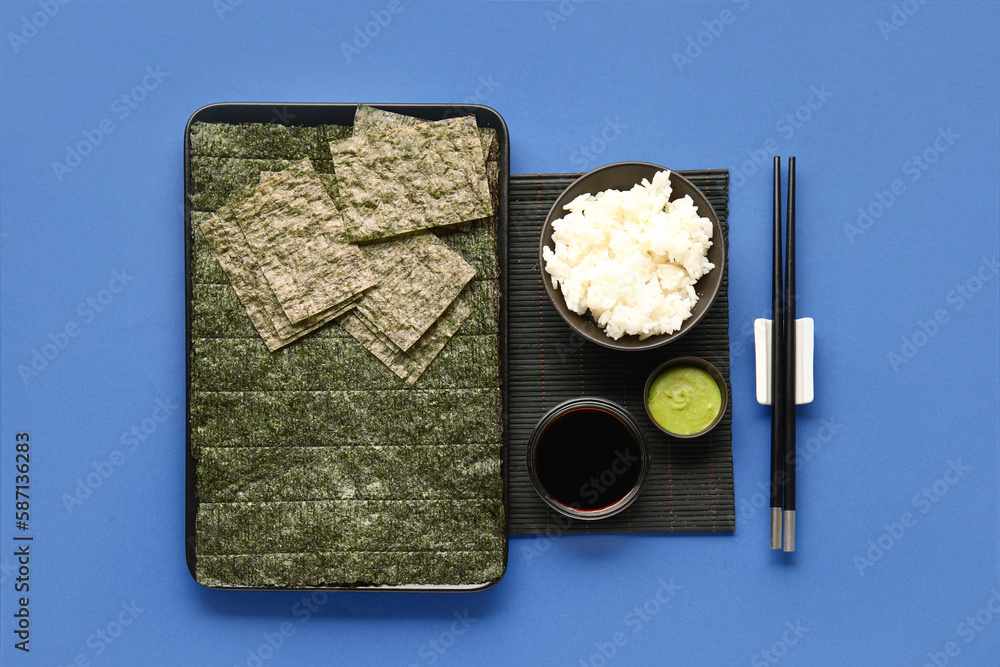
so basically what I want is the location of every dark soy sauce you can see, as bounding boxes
[533,408,643,511]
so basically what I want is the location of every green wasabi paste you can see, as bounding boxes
[647,365,722,435]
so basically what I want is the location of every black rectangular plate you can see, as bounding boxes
[184,103,510,591]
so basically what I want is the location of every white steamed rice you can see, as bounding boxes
[542,170,715,340]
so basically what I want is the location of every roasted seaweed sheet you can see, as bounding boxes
[329,115,491,242]
[232,158,375,324]
[198,156,374,350]
[352,233,475,352]
[188,118,504,588]
[197,207,358,351]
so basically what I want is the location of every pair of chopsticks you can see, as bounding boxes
[770,156,796,552]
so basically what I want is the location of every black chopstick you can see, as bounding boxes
[769,157,785,550]
[782,157,797,552]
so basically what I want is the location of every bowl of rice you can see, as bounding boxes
[540,162,725,350]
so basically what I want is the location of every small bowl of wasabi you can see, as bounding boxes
[643,356,728,438]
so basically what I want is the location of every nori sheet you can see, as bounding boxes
[197,206,355,351]
[353,104,497,166]
[188,118,504,588]
[328,116,491,242]
[352,233,475,352]
[226,158,375,323]
[339,292,473,386]
[197,444,502,503]
[352,105,499,221]
[189,121,350,160]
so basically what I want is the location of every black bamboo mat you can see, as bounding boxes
[507,170,734,534]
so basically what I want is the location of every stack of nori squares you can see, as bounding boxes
[198,157,376,351]
[188,106,505,588]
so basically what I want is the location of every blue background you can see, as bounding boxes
[2,1,998,665]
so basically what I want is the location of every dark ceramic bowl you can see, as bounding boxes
[526,397,649,520]
[643,356,729,438]
[539,162,725,351]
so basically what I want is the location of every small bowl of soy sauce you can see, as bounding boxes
[527,397,649,520]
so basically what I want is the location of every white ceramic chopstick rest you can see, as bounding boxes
[754,317,814,405]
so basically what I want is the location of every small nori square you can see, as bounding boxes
[352,103,425,135]
[353,233,475,352]
[189,121,350,160]
[226,158,375,324]
[339,291,473,385]
[188,115,505,589]
[190,385,502,452]
[352,105,498,219]
[198,207,355,351]
[197,443,501,503]
[353,104,497,165]
[329,116,491,242]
